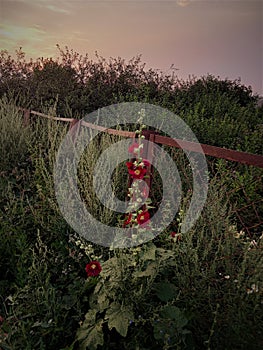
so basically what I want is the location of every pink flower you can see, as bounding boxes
[128,142,142,155]
[85,261,102,277]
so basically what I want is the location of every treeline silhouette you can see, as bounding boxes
[0,45,262,153]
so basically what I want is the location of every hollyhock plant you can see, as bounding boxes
[85,261,102,277]
[124,113,153,233]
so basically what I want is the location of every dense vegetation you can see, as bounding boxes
[1,46,262,153]
[0,47,262,349]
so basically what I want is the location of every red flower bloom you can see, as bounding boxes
[128,142,142,155]
[128,166,147,179]
[126,161,135,170]
[170,232,182,242]
[126,160,150,170]
[124,213,132,226]
[137,210,150,225]
[85,261,102,277]
[142,159,150,167]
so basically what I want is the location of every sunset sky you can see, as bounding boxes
[0,0,262,95]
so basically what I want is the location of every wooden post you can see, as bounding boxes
[23,109,31,127]
[141,130,157,198]
[69,119,81,145]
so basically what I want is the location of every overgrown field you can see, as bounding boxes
[0,48,263,349]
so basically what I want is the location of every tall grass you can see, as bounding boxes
[0,96,31,173]
[0,97,262,349]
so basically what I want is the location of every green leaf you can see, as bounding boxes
[97,291,110,311]
[156,247,174,260]
[76,311,104,350]
[79,309,98,330]
[141,244,156,261]
[105,302,134,337]
[100,257,118,277]
[161,306,189,328]
[60,341,77,350]
[155,282,178,302]
[77,320,104,350]
[133,262,156,277]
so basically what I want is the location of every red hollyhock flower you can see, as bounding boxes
[124,213,132,226]
[126,161,135,170]
[137,210,150,225]
[128,166,147,179]
[170,232,182,241]
[142,159,150,167]
[128,142,142,155]
[85,261,102,277]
